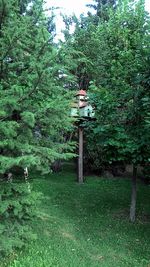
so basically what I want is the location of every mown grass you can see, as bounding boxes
[2,164,150,267]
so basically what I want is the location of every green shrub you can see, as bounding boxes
[0,181,41,256]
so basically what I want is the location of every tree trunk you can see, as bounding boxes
[51,160,62,172]
[130,165,137,222]
[78,127,84,183]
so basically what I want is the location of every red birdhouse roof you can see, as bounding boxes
[76,90,86,96]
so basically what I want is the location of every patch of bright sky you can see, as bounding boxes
[45,0,94,41]
[45,0,93,15]
[45,0,150,41]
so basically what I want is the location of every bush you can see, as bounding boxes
[0,181,41,256]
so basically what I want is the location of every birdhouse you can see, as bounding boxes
[80,103,95,118]
[70,103,79,117]
[71,90,94,119]
[76,89,87,100]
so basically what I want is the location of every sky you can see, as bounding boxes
[46,0,93,16]
[45,0,150,40]
[46,0,150,15]
[45,0,93,40]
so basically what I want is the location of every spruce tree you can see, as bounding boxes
[0,0,74,176]
[0,0,74,254]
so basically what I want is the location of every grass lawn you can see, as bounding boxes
[2,164,150,267]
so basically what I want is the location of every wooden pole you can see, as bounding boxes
[78,126,84,183]
[130,165,137,222]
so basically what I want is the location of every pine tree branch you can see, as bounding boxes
[0,69,44,122]
[20,70,44,101]
[0,30,17,62]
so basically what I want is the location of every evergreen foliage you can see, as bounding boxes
[0,180,41,255]
[0,0,74,175]
[0,0,75,255]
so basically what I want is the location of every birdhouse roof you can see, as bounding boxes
[76,90,87,96]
